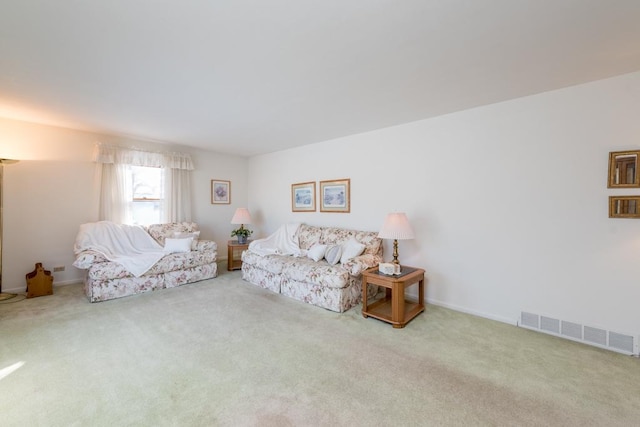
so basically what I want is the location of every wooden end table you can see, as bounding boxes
[362,266,425,328]
[227,240,250,271]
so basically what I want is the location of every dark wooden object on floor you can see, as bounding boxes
[26,263,53,298]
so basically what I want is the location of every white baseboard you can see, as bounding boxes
[53,279,83,286]
[400,287,517,325]
[425,297,518,326]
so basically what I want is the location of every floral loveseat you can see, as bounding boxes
[241,224,382,312]
[73,222,218,302]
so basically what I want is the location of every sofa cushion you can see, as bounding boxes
[297,224,323,250]
[241,251,287,274]
[164,237,193,253]
[73,250,108,269]
[352,230,382,256]
[195,240,217,251]
[324,245,342,265]
[340,238,365,264]
[320,227,381,257]
[341,253,378,276]
[147,222,199,246]
[173,230,200,250]
[88,249,218,280]
[149,250,217,274]
[281,257,349,288]
[307,244,328,262]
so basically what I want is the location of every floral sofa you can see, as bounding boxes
[73,222,218,302]
[241,224,383,312]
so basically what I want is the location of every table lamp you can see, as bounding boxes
[378,212,415,265]
[230,208,252,244]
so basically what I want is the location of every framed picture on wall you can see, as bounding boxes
[291,181,316,212]
[211,179,231,204]
[320,178,350,213]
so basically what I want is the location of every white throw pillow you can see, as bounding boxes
[164,237,193,254]
[307,244,328,262]
[324,245,342,266]
[173,231,200,250]
[340,238,366,264]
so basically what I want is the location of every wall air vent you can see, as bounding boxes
[584,326,607,347]
[540,316,560,334]
[609,331,635,354]
[561,320,583,340]
[519,311,638,356]
[520,312,539,329]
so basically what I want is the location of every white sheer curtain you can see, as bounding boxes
[167,168,192,222]
[95,144,194,224]
[98,163,131,223]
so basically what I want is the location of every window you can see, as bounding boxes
[96,144,193,224]
[130,165,165,225]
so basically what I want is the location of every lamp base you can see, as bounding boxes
[392,239,400,264]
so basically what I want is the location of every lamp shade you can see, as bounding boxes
[378,212,415,240]
[231,208,252,225]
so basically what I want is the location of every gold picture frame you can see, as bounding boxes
[608,151,640,188]
[291,181,316,212]
[320,178,350,213]
[609,196,640,218]
[211,179,231,204]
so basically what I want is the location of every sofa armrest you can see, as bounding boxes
[342,253,381,276]
[195,240,217,252]
[73,250,108,269]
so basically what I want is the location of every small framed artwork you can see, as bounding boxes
[291,181,316,212]
[211,179,231,204]
[609,196,640,218]
[320,178,350,213]
[608,150,640,188]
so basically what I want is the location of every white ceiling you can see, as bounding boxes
[1,1,640,157]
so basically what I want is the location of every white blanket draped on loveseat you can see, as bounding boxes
[73,222,218,302]
[247,223,302,257]
[74,221,166,277]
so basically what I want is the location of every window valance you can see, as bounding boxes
[94,144,194,170]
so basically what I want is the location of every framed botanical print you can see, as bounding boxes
[320,178,350,213]
[211,179,231,204]
[291,181,316,212]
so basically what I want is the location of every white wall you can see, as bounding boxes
[189,148,250,249]
[3,72,639,338]
[248,71,640,336]
[0,118,247,293]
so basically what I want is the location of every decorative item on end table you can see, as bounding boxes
[378,212,415,266]
[230,207,253,244]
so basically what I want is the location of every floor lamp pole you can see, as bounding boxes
[0,160,18,301]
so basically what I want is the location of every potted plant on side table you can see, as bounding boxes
[231,227,253,245]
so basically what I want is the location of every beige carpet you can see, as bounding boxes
[1,266,639,426]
